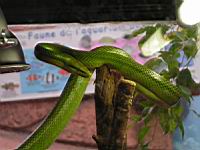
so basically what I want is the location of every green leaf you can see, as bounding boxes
[124,26,154,39]
[126,24,171,57]
[156,24,170,35]
[168,42,182,53]
[176,69,199,101]
[184,26,198,39]
[158,103,185,135]
[168,104,184,133]
[173,104,184,117]
[178,85,192,102]
[168,103,183,118]
[139,27,171,57]
[168,64,180,78]
[175,31,187,41]
[160,51,180,64]
[131,27,147,37]
[160,50,180,79]
[177,118,185,139]
[138,126,150,143]
[144,57,167,74]
[144,58,163,68]
[183,40,198,58]
[176,69,196,87]
[168,119,178,132]
[158,109,170,133]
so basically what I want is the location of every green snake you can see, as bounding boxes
[17,43,182,150]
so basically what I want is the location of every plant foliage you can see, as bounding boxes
[127,23,200,149]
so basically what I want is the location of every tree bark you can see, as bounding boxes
[93,65,136,150]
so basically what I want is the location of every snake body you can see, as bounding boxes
[17,43,181,149]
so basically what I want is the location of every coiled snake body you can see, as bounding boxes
[17,43,181,150]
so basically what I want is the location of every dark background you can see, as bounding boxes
[0,0,175,24]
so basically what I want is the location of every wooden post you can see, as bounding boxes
[93,65,136,150]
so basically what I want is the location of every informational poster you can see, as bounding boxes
[0,22,152,102]
[0,21,200,102]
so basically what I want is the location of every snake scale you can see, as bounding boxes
[17,43,182,150]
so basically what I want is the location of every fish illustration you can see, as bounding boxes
[26,74,41,81]
[1,82,19,90]
[58,69,69,76]
[43,72,60,84]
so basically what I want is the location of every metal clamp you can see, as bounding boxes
[0,29,18,48]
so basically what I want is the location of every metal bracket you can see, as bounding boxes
[0,29,18,48]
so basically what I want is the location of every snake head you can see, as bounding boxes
[34,43,92,77]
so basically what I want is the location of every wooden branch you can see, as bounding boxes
[93,65,116,149]
[93,65,136,150]
[109,79,136,150]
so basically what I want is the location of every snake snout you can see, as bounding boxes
[67,64,91,77]
[34,43,92,78]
